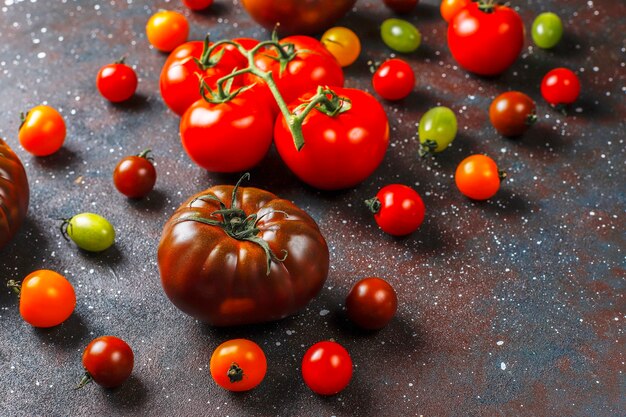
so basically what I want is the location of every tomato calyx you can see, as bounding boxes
[18,111,28,130]
[136,148,154,161]
[364,197,382,214]
[59,217,75,242]
[418,140,438,158]
[526,112,538,126]
[6,280,21,296]
[477,0,498,13]
[226,362,245,383]
[75,372,93,390]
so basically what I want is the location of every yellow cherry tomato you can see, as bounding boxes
[146,10,189,52]
[321,27,361,67]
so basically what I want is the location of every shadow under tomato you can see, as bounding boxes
[511,122,570,158]
[109,93,151,113]
[31,146,80,171]
[100,375,149,411]
[74,244,125,268]
[33,314,88,351]
[474,188,535,217]
[190,1,230,17]
[125,189,168,212]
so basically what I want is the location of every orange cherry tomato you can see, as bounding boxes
[440,0,470,23]
[455,154,503,201]
[18,105,66,157]
[321,26,361,67]
[146,10,189,52]
[210,339,267,391]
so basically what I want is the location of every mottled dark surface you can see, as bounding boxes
[0,0,624,416]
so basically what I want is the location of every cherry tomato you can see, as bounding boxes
[146,10,189,52]
[302,341,352,395]
[96,59,138,103]
[455,154,502,200]
[321,26,361,67]
[182,0,213,11]
[383,0,418,14]
[372,58,415,101]
[489,91,537,137]
[81,336,134,388]
[18,105,66,157]
[61,213,115,252]
[381,18,421,53]
[346,277,398,330]
[418,106,457,156]
[541,68,581,107]
[210,339,267,392]
[8,270,76,328]
[532,12,563,49]
[440,0,470,23]
[113,150,156,198]
[447,2,524,76]
[365,184,425,236]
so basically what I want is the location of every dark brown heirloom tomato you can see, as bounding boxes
[0,138,29,251]
[158,175,329,326]
[489,91,537,137]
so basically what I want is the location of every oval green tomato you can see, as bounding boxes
[64,213,115,252]
[418,106,457,156]
[381,18,421,53]
[531,12,563,49]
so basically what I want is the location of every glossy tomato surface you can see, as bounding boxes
[0,138,29,251]
[96,62,137,103]
[346,277,398,330]
[489,91,537,137]
[113,151,157,198]
[18,269,76,328]
[210,339,267,391]
[541,68,581,106]
[302,341,353,395]
[18,105,66,156]
[455,154,502,200]
[368,184,425,236]
[372,58,415,101]
[82,336,134,388]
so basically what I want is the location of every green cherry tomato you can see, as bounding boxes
[418,106,457,156]
[531,12,563,49]
[62,213,115,252]
[381,18,421,53]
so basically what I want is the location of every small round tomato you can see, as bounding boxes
[96,59,138,103]
[489,91,537,137]
[210,339,267,392]
[346,277,397,330]
[321,26,361,67]
[372,58,415,101]
[8,270,76,328]
[146,10,189,52]
[302,341,352,395]
[381,18,421,53]
[113,150,157,199]
[182,0,213,11]
[383,0,418,14]
[365,184,425,236]
[80,336,134,388]
[541,68,581,107]
[532,12,563,49]
[440,0,470,23]
[455,154,502,200]
[18,105,66,157]
[61,213,115,252]
[418,106,457,156]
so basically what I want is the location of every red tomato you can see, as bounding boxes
[489,91,537,137]
[372,58,415,101]
[440,0,470,22]
[365,184,425,236]
[217,37,260,71]
[113,150,157,198]
[18,105,66,157]
[81,336,134,388]
[455,154,502,200]
[302,341,352,395]
[210,339,267,391]
[96,61,137,103]
[447,2,524,76]
[541,68,581,106]
[383,0,418,14]
[182,0,213,11]
[0,138,29,251]
[180,93,274,172]
[274,88,389,190]
[346,277,398,330]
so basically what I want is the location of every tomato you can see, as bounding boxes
[541,68,581,107]
[302,341,352,395]
[8,270,75,328]
[455,154,502,200]
[372,58,415,101]
[365,184,425,236]
[447,2,524,76]
[18,105,66,157]
[418,106,457,156]
[346,277,397,330]
[179,93,273,172]
[532,12,563,49]
[275,88,388,190]
[440,0,470,23]
[321,26,361,67]
[380,18,421,53]
[80,336,134,388]
[489,91,537,137]
[182,0,213,11]
[61,213,115,252]
[158,177,329,326]
[146,10,189,52]
[383,0,418,14]
[96,60,138,103]
[113,150,157,198]
[0,138,29,251]
[210,339,267,391]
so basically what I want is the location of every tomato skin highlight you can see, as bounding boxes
[346,277,398,330]
[96,62,138,103]
[541,68,581,106]
[440,0,470,23]
[146,10,189,52]
[302,341,353,395]
[113,153,157,198]
[368,184,425,236]
[455,154,501,201]
[372,58,415,101]
[210,339,267,392]
[489,91,536,137]
[82,336,134,388]
[18,270,76,328]
[18,105,66,157]
[0,138,29,251]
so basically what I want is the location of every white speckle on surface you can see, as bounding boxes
[497,341,504,346]
[319,309,330,316]
[500,362,507,370]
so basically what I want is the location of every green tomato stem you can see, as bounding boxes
[6,280,21,296]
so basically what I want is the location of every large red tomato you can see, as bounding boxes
[274,88,389,190]
[447,2,524,76]
[158,178,329,326]
[0,138,29,251]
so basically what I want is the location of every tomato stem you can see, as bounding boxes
[227,362,245,383]
[75,373,93,390]
[418,140,438,158]
[526,113,538,126]
[498,170,507,181]
[364,197,382,214]
[6,280,21,296]
[137,149,153,161]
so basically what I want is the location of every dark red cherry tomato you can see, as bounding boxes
[383,0,418,14]
[182,0,213,11]
[80,336,134,388]
[113,150,157,198]
[372,58,415,101]
[96,59,138,103]
[541,68,581,106]
[489,91,537,137]
[346,277,397,330]
[301,341,352,395]
[365,184,425,236]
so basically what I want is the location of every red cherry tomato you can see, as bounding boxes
[372,58,415,101]
[447,2,524,76]
[440,0,470,22]
[383,0,418,14]
[210,339,267,392]
[182,0,213,11]
[96,60,138,103]
[18,105,66,157]
[113,150,157,198]
[302,341,353,395]
[81,336,134,388]
[489,91,537,137]
[541,68,581,106]
[346,277,398,330]
[455,154,502,200]
[365,184,425,236]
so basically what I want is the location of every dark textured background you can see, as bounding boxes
[0,0,624,416]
